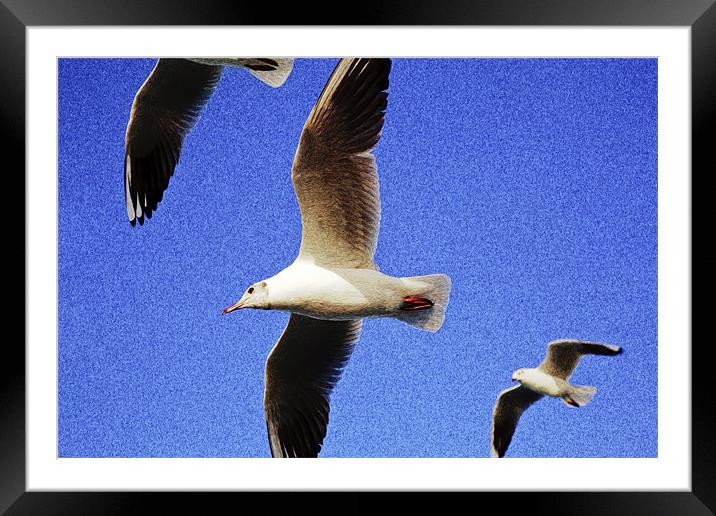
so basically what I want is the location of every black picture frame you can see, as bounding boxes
[5,1,711,514]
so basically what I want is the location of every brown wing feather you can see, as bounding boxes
[491,385,543,458]
[538,340,623,380]
[291,58,391,268]
[125,59,223,225]
[264,314,362,458]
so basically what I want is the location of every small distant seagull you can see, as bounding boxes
[124,58,293,226]
[491,339,623,458]
[222,58,452,458]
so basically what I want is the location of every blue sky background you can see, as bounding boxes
[58,58,657,458]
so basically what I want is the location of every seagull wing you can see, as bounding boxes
[291,58,391,268]
[124,58,223,226]
[491,384,543,458]
[264,314,362,458]
[538,340,623,380]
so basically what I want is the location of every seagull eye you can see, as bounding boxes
[248,287,255,294]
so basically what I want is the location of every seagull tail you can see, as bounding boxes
[190,58,294,87]
[563,385,597,407]
[396,274,452,332]
[238,58,294,88]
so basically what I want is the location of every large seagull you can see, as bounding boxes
[222,58,452,458]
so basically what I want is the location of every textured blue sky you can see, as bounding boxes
[58,58,657,458]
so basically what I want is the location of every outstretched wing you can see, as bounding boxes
[538,340,623,380]
[491,385,543,458]
[291,58,391,268]
[264,314,362,458]
[124,59,223,225]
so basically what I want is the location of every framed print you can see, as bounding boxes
[6,0,712,514]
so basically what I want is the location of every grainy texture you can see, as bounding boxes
[58,58,657,458]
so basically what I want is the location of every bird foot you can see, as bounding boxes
[400,296,434,311]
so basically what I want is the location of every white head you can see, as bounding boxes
[511,368,528,383]
[223,281,270,314]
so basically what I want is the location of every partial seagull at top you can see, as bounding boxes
[491,339,623,458]
[124,57,293,226]
[222,58,452,458]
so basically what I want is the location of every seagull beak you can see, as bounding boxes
[511,376,517,382]
[222,300,245,315]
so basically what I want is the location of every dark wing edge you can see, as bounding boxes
[538,339,623,380]
[263,314,362,458]
[302,58,391,156]
[124,59,223,226]
[490,385,543,458]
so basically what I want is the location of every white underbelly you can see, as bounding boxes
[269,263,406,319]
[526,371,565,397]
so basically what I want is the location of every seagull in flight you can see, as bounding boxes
[491,339,623,458]
[222,58,452,458]
[124,58,293,226]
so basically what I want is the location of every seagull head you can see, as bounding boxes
[223,281,269,314]
[511,369,525,383]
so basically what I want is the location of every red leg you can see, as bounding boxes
[400,295,434,311]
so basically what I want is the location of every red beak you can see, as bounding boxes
[222,300,245,315]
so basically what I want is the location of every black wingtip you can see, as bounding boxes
[129,218,137,227]
[492,443,506,458]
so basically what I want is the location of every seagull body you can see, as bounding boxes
[511,368,569,398]
[226,258,450,327]
[223,58,452,458]
[124,57,293,225]
[491,339,623,458]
